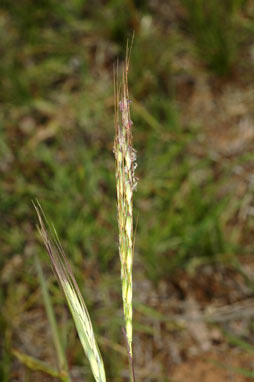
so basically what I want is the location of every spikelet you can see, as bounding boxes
[113,42,137,357]
[34,201,106,382]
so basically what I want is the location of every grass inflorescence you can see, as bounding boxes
[33,47,137,382]
[113,42,137,358]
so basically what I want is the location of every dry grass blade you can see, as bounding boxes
[33,200,106,382]
[113,38,137,357]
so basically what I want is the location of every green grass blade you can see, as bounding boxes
[35,255,70,380]
[209,358,254,379]
[12,349,68,380]
[223,331,254,354]
[34,201,106,382]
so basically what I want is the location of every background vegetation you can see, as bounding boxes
[1,1,254,381]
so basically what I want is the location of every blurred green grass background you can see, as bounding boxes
[1,0,254,381]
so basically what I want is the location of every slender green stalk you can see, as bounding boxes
[35,255,70,381]
[34,201,106,382]
[12,349,67,381]
[113,43,137,357]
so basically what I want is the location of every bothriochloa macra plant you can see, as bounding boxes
[35,44,137,382]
